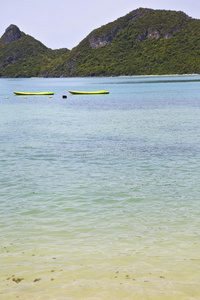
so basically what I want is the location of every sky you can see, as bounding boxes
[1,0,200,50]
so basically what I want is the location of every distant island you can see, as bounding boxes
[0,8,200,77]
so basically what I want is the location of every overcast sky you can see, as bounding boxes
[1,0,200,50]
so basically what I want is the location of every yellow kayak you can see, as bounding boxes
[13,91,54,95]
[69,90,109,95]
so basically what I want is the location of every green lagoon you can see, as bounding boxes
[0,76,200,299]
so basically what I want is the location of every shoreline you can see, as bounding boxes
[0,73,200,79]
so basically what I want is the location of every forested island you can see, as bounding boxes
[0,8,200,77]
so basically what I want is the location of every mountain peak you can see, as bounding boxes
[0,25,22,44]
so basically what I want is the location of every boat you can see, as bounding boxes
[69,90,109,95]
[13,91,54,95]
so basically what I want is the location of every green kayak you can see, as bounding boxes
[13,91,54,95]
[69,90,109,95]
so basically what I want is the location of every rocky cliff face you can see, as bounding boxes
[0,25,22,44]
[88,9,149,49]
[89,27,121,49]
[87,8,185,49]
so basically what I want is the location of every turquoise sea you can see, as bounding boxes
[0,76,200,299]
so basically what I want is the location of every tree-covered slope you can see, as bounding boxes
[1,8,200,77]
[46,8,200,77]
[0,25,69,77]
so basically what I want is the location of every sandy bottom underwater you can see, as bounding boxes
[1,239,200,300]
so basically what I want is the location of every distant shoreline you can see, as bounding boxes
[0,73,200,79]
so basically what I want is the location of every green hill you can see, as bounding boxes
[0,25,69,77]
[1,8,200,77]
[46,8,200,77]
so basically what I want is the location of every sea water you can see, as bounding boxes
[0,75,200,299]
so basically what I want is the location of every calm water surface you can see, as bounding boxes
[0,76,200,299]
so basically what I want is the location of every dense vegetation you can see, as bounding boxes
[1,8,200,77]
[0,25,69,77]
[46,8,200,76]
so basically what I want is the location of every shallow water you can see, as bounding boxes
[0,76,200,299]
